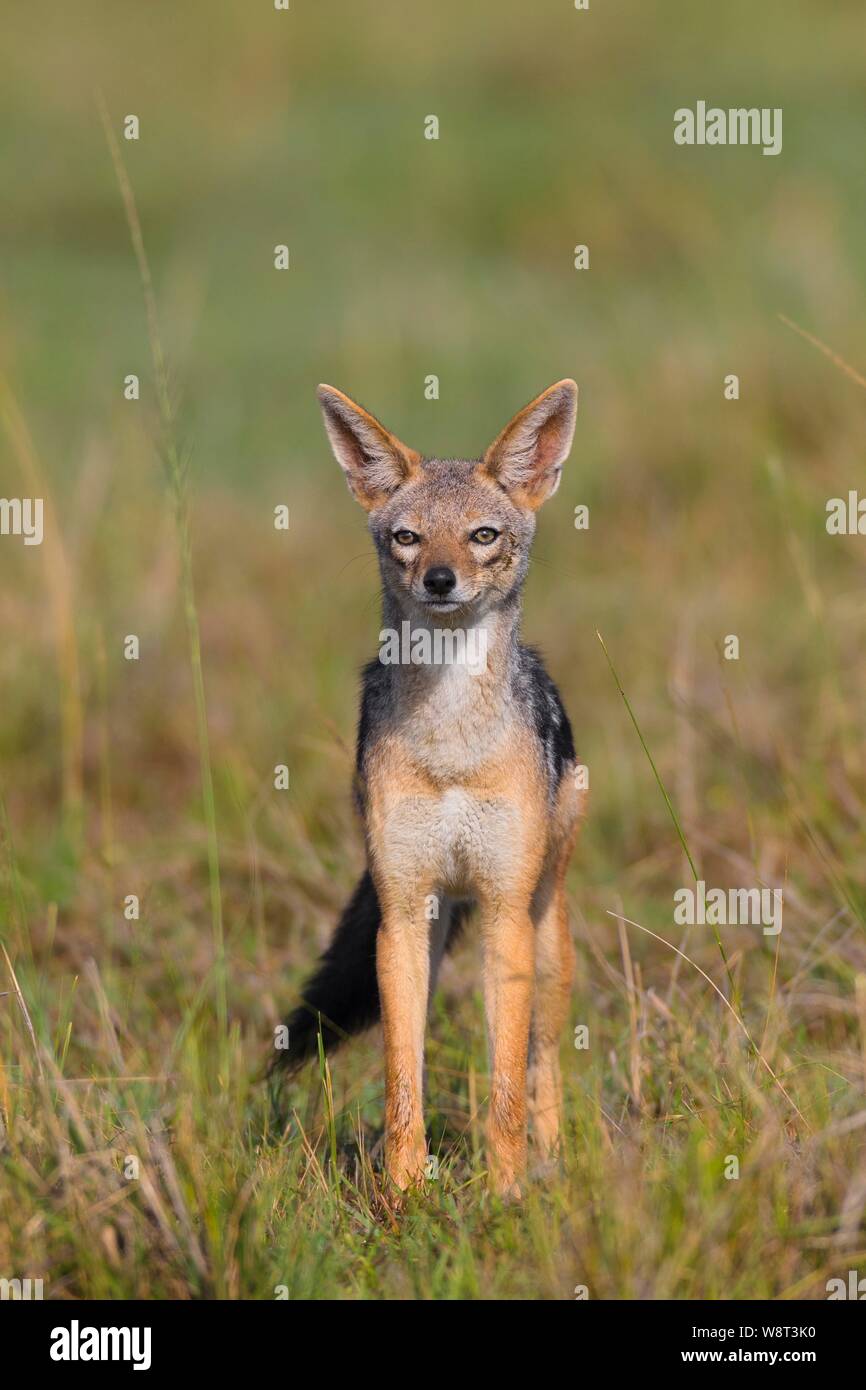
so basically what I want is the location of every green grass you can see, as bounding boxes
[1,0,866,1299]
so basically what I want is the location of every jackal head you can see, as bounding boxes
[317,380,577,618]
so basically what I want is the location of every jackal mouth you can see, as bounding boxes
[421,596,471,614]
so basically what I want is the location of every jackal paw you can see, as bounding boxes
[385,1141,428,1193]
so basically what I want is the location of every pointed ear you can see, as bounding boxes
[481,379,577,509]
[317,384,420,511]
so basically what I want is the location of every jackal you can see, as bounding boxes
[276,380,586,1196]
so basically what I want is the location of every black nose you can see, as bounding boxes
[423,565,457,597]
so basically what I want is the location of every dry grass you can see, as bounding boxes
[1,444,864,1296]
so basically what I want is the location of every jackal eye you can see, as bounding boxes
[470,527,499,545]
[392,529,420,546]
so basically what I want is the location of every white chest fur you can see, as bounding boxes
[381,784,522,896]
[394,632,513,781]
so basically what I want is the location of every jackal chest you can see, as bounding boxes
[396,663,514,780]
[365,728,547,896]
[379,785,537,896]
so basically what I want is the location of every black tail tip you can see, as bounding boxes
[267,1005,351,1078]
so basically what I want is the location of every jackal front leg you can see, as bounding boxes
[376,898,430,1191]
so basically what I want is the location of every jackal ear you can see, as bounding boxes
[482,379,577,509]
[317,385,421,511]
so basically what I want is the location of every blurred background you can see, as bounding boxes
[1,0,866,1299]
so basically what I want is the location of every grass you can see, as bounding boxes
[1,0,866,1299]
[96,90,227,1057]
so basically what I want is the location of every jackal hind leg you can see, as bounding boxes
[528,869,575,1162]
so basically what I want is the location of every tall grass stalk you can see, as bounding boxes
[97,95,227,1052]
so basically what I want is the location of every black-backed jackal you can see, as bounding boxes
[275,380,585,1197]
